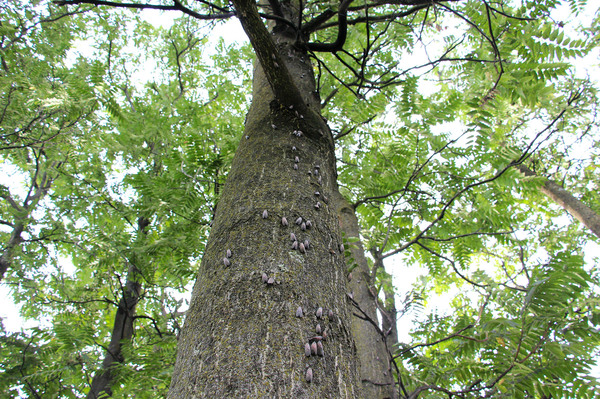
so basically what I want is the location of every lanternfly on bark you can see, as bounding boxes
[328,309,334,318]
[305,220,312,229]
[226,249,232,258]
[310,342,317,355]
[290,232,297,241]
[223,257,230,267]
[316,307,323,318]
[262,273,268,283]
[304,239,310,249]
[267,277,275,285]
[299,242,305,253]
[306,367,313,383]
[339,243,345,253]
[301,222,306,231]
[316,323,321,334]
[294,156,299,163]
[262,209,268,219]
[296,306,303,317]
[292,240,298,250]
[317,341,324,357]
[281,217,288,226]
[304,343,311,357]
[314,202,320,210]
[293,163,298,170]
[295,217,302,225]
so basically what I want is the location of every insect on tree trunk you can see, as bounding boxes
[168,1,362,397]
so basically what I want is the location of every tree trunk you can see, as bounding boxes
[0,222,24,281]
[335,193,396,399]
[86,217,147,398]
[516,164,600,239]
[168,3,361,397]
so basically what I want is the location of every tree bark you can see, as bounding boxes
[335,193,397,399]
[0,222,24,281]
[516,164,600,239]
[86,217,147,398]
[168,3,361,397]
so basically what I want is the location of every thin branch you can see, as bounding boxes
[54,0,235,20]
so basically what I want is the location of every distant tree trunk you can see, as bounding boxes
[516,164,600,239]
[168,2,361,397]
[86,217,147,398]
[0,222,24,282]
[336,193,396,399]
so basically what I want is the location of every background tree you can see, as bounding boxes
[2,0,600,398]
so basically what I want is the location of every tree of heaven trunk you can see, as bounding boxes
[168,1,362,397]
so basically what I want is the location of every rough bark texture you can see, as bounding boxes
[516,164,600,239]
[168,8,361,397]
[335,193,397,399]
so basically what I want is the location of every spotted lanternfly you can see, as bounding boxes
[314,202,320,210]
[315,165,320,169]
[305,220,312,229]
[271,53,276,60]
[289,105,293,109]
[295,217,302,225]
[245,135,249,139]
[262,209,268,219]
[306,367,313,383]
[328,309,334,318]
[262,273,268,283]
[340,243,345,252]
[223,257,230,267]
[290,232,297,241]
[347,292,354,300]
[309,335,323,341]
[292,146,296,151]
[317,341,324,357]
[299,242,305,253]
[294,156,299,163]
[315,191,320,196]
[226,249,232,258]
[272,124,277,129]
[292,240,298,250]
[316,323,321,334]
[267,277,275,285]
[282,217,288,226]
[314,169,319,175]
[296,306,303,317]
[318,175,322,184]
[310,342,317,355]
[294,164,298,170]
[304,239,309,249]
[304,343,311,357]
[301,222,306,231]
[316,307,323,318]
[322,330,328,340]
